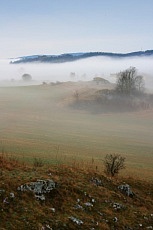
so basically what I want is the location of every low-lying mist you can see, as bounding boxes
[0,56,153,89]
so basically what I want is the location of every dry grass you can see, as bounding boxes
[0,84,153,180]
[0,154,153,229]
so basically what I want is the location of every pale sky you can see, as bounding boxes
[0,0,153,58]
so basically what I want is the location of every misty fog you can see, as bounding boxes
[0,56,153,89]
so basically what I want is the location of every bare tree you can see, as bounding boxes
[103,154,126,177]
[135,75,145,92]
[116,67,144,95]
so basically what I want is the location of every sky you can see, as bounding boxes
[0,0,153,58]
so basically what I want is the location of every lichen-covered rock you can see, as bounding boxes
[84,202,93,207]
[118,184,135,197]
[17,179,56,198]
[35,194,45,201]
[69,216,83,225]
[90,177,103,186]
[74,204,84,210]
[112,202,125,211]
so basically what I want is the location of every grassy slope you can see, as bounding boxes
[0,83,153,179]
[0,156,153,230]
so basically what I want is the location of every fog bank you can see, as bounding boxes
[0,56,153,88]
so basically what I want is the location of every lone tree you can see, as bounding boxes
[103,154,126,177]
[22,73,32,81]
[116,67,144,95]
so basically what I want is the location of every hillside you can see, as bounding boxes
[0,154,153,230]
[10,50,153,64]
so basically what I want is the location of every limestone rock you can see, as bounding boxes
[118,184,135,197]
[17,179,56,200]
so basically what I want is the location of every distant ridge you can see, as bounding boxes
[10,50,153,64]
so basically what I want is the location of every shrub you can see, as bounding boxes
[103,154,126,177]
[33,158,44,167]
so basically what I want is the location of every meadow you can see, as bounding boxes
[0,82,153,179]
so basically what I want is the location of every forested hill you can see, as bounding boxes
[10,50,153,64]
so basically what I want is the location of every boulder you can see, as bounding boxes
[118,184,135,197]
[17,179,57,200]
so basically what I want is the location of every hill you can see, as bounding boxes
[10,50,153,64]
[0,154,153,230]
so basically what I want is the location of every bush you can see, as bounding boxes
[33,158,44,167]
[103,154,126,177]
[22,73,32,81]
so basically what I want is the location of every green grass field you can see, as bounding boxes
[0,83,153,179]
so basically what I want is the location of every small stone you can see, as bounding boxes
[46,224,52,229]
[10,193,15,198]
[113,217,118,222]
[113,202,125,210]
[74,204,84,210]
[69,216,83,225]
[98,211,104,216]
[35,194,45,201]
[49,208,55,212]
[3,197,9,204]
[84,202,93,207]
[90,177,103,186]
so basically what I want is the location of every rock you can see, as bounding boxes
[10,193,15,198]
[118,184,135,197]
[35,194,45,201]
[90,177,103,186]
[41,225,52,230]
[49,208,55,213]
[45,224,52,229]
[69,216,83,225]
[97,211,104,216]
[17,179,57,200]
[74,204,84,210]
[113,202,125,210]
[113,217,118,222]
[84,202,93,207]
[3,197,9,204]
[18,179,56,193]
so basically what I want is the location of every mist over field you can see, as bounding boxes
[0,56,153,88]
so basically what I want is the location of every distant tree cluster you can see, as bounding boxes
[22,73,32,81]
[116,67,144,95]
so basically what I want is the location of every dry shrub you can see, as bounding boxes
[104,153,126,177]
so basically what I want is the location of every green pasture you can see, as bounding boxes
[0,84,153,178]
